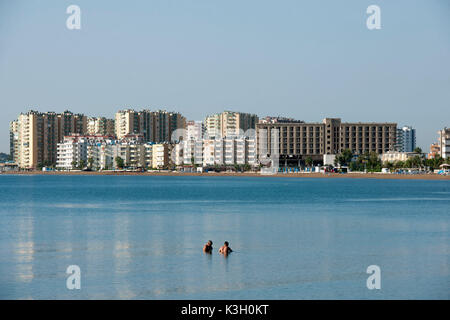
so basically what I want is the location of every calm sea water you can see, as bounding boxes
[0,175,449,299]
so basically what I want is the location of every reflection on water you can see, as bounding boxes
[14,215,34,283]
[0,176,449,299]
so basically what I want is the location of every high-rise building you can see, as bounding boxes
[396,126,416,152]
[257,118,397,167]
[9,120,19,162]
[438,128,450,159]
[57,110,87,142]
[10,110,88,169]
[115,109,186,142]
[87,117,115,136]
[115,109,140,139]
[186,120,204,140]
[204,111,258,139]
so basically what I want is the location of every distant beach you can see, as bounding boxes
[2,170,450,180]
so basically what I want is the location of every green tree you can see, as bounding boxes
[88,157,94,169]
[78,159,86,169]
[335,149,353,166]
[413,147,422,154]
[115,156,124,169]
[71,160,78,169]
[305,157,313,168]
[384,161,394,171]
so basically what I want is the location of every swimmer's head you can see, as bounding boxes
[208,240,212,245]
[224,241,229,246]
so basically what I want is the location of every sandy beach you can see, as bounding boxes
[2,170,450,180]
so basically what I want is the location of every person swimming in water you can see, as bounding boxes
[219,241,233,255]
[203,240,213,253]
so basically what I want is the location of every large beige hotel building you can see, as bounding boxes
[257,118,397,166]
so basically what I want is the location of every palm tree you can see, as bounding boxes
[305,156,313,168]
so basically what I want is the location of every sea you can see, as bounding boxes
[0,175,449,299]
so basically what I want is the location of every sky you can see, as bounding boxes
[0,0,449,153]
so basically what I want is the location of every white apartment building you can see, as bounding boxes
[205,114,221,139]
[438,128,450,159]
[56,135,166,170]
[56,136,88,170]
[381,151,417,163]
[152,143,170,169]
[57,135,116,170]
[186,121,204,140]
[203,140,215,166]
[176,137,257,168]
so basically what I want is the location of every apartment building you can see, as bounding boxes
[115,109,139,139]
[257,118,397,167]
[180,139,204,166]
[428,143,440,159]
[381,151,416,163]
[56,135,116,170]
[57,110,87,141]
[9,120,19,163]
[204,111,258,139]
[56,136,88,169]
[438,128,450,159]
[186,120,204,140]
[152,143,171,169]
[115,109,186,142]
[56,134,168,170]
[87,117,115,136]
[176,137,257,167]
[396,126,416,152]
[10,110,88,169]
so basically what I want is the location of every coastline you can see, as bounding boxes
[1,170,450,180]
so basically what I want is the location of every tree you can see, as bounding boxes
[305,157,313,168]
[71,160,78,169]
[115,156,124,169]
[78,160,86,169]
[335,149,353,167]
[88,157,94,169]
[384,161,394,171]
[413,147,422,154]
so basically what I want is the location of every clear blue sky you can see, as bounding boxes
[1,0,449,153]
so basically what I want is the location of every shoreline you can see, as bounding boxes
[1,171,450,180]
